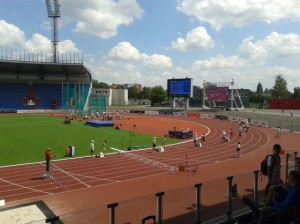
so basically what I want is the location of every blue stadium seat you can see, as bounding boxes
[0,82,89,110]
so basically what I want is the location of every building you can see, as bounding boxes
[133,83,142,91]
[91,88,128,106]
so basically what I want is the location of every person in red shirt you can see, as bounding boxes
[45,148,52,173]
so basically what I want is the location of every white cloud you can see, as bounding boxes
[238,36,269,63]
[239,32,300,61]
[0,20,81,61]
[143,54,173,69]
[59,40,81,54]
[0,20,25,48]
[22,34,80,56]
[92,59,143,85]
[171,26,214,51]
[177,0,300,31]
[24,34,51,52]
[62,0,143,39]
[192,55,247,70]
[108,41,173,69]
[108,41,143,60]
[263,32,300,57]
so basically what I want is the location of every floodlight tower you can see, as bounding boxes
[45,0,60,63]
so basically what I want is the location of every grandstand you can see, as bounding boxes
[0,52,105,115]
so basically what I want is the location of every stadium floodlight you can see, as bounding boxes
[45,0,61,63]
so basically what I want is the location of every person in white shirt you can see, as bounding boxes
[90,140,95,157]
[236,142,241,158]
[152,137,157,151]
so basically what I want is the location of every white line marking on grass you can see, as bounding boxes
[0,178,52,195]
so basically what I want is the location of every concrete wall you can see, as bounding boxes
[91,88,128,106]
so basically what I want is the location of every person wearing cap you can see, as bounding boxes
[90,140,95,157]
[152,137,157,151]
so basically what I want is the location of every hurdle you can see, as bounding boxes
[178,154,199,174]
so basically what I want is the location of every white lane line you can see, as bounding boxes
[51,164,91,188]
[69,172,119,183]
[0,178,52,195]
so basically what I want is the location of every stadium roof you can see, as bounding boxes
[0,60,91,83]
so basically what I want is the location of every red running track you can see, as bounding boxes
[0,115,270,204]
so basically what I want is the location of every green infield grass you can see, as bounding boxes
[0,115,181,166]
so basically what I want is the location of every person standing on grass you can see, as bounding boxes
[102,140,107,154]
[152,137,157,151]
[90,140,95,157]
[236,142,241,158]
[162,135,166,148]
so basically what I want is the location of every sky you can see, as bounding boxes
[1,0,300,91]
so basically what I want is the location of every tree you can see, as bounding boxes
[256,82,263,95]
[204,82,216,88]
[149,86,167,105]
[271,74,291,98]
[128,86,140,100]
[92,79,110,88]
[249,91,259,104]
[292,87,300,99]
[142,86,151,99]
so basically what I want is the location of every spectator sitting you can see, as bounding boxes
[230,170,300,221]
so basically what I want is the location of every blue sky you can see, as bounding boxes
[1,0,300,91]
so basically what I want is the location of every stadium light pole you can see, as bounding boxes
[230,79,234,111]
[292,79,297,89]
[202,80,206,108]
[45,0,61,63]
